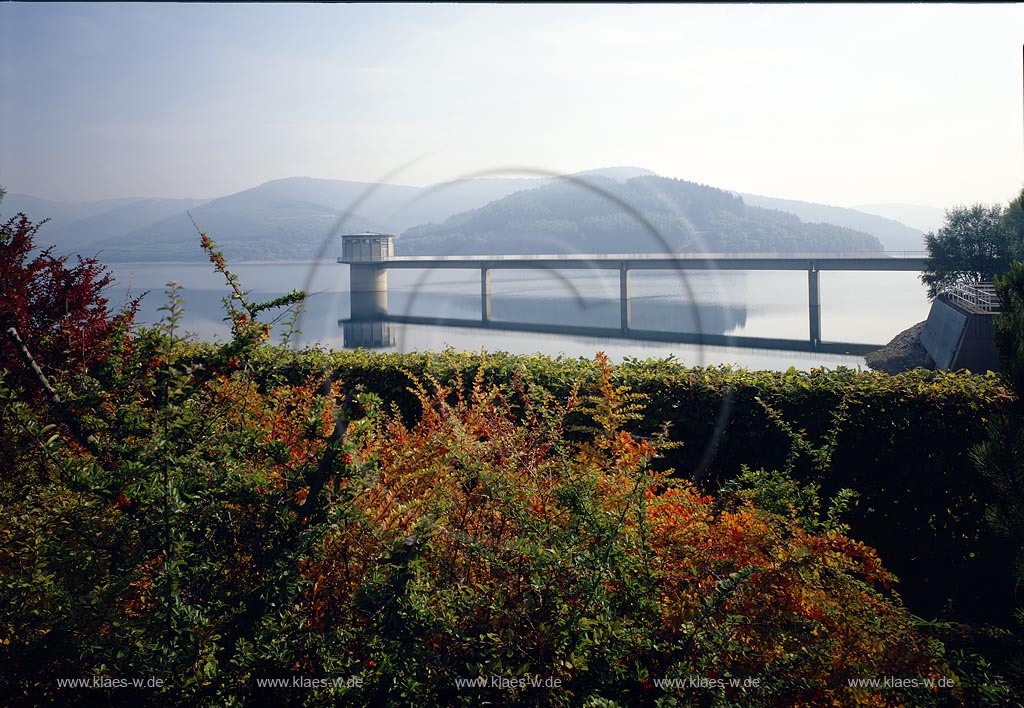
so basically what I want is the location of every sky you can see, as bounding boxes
[1,3,1022,209]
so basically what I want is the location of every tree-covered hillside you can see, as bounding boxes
[397,176,884,255]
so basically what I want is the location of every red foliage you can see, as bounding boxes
[0,213,136,395]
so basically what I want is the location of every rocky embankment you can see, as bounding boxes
[864,321,932,374]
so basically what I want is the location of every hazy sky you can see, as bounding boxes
[2,3,1022,209]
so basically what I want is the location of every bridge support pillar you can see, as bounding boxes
[808,264,821,345]
[481,266,492,322]
[620,265,632,331]
[350,265,388,320]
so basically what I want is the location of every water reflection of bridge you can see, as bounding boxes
[341,313,882,356]
[338,233,927,353]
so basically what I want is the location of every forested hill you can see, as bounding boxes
[397,176,884,255]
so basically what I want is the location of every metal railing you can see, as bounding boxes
[385,250,929,262]
[941,281,1001,313]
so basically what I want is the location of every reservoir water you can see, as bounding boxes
[106,260,931,371]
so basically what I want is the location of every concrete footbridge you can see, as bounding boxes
[338,232,927,351]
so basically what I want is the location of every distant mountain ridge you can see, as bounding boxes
[0,193,203,256]
[3,193,143,225]
[398,175,884,256]
[738,193,927,251]
[3,168,926,262]
[851,203,946,235]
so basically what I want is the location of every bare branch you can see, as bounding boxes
[4,326,102,457]
[6,326,61,403]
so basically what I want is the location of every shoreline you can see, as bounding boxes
[864,321,932,374]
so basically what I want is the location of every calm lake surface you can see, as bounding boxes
[106,260,931,371]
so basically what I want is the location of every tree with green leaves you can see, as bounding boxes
[992,260,1024,394]
[921,201,1021,299]
[975,261,1024,555]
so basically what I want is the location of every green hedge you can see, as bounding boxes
[226,345,1015,624]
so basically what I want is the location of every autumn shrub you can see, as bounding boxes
[298,359,954,707]
[304,348,1013,625]
[0,212,137,400]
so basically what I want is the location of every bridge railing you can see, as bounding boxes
[384,250,929,262]
[941,281,1001,313]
